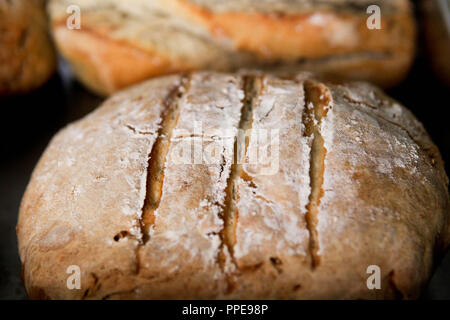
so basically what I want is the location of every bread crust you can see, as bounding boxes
[17,71,450,299]
[48,0,415,95]
[52,27,184,96]
[0,0,56,95]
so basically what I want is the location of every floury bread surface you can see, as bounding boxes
[0,0,56,95]
[48,0,415,95]
[17,72,450,299]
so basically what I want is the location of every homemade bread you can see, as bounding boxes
[17,71,450,299]
[0,0,56,95]
[48,0,416,95]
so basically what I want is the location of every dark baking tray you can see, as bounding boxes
[1,15,449,301]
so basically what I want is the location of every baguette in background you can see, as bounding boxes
[48,0,416,95]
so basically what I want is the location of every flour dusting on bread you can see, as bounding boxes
[17,72,450,299]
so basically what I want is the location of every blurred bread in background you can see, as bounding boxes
[48,0,416,96]
[422,0,450,86]
[0,0,56,95]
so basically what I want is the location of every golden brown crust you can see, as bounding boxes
[18,74,186,299]
[52,27,186,96]
[172,0,414,59]
[0,0,56,95]
[48,0,415,95]
[17,71,450,299]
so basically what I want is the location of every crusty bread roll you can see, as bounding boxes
[0,0,56,95]
[17,71,449,299]
[48,0,416,95]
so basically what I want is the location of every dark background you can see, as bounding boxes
[0,4,449,299]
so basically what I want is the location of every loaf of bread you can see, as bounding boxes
[0,0,56,95]
[17,71,449,299]
[48,0,416,95]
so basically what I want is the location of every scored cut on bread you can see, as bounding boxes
[17,71,450,299]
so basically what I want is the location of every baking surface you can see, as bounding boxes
[1,41,449,300]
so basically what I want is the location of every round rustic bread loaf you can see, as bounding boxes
[17,72,450,299]
[48,0,415,95]
[0,0,56,95]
